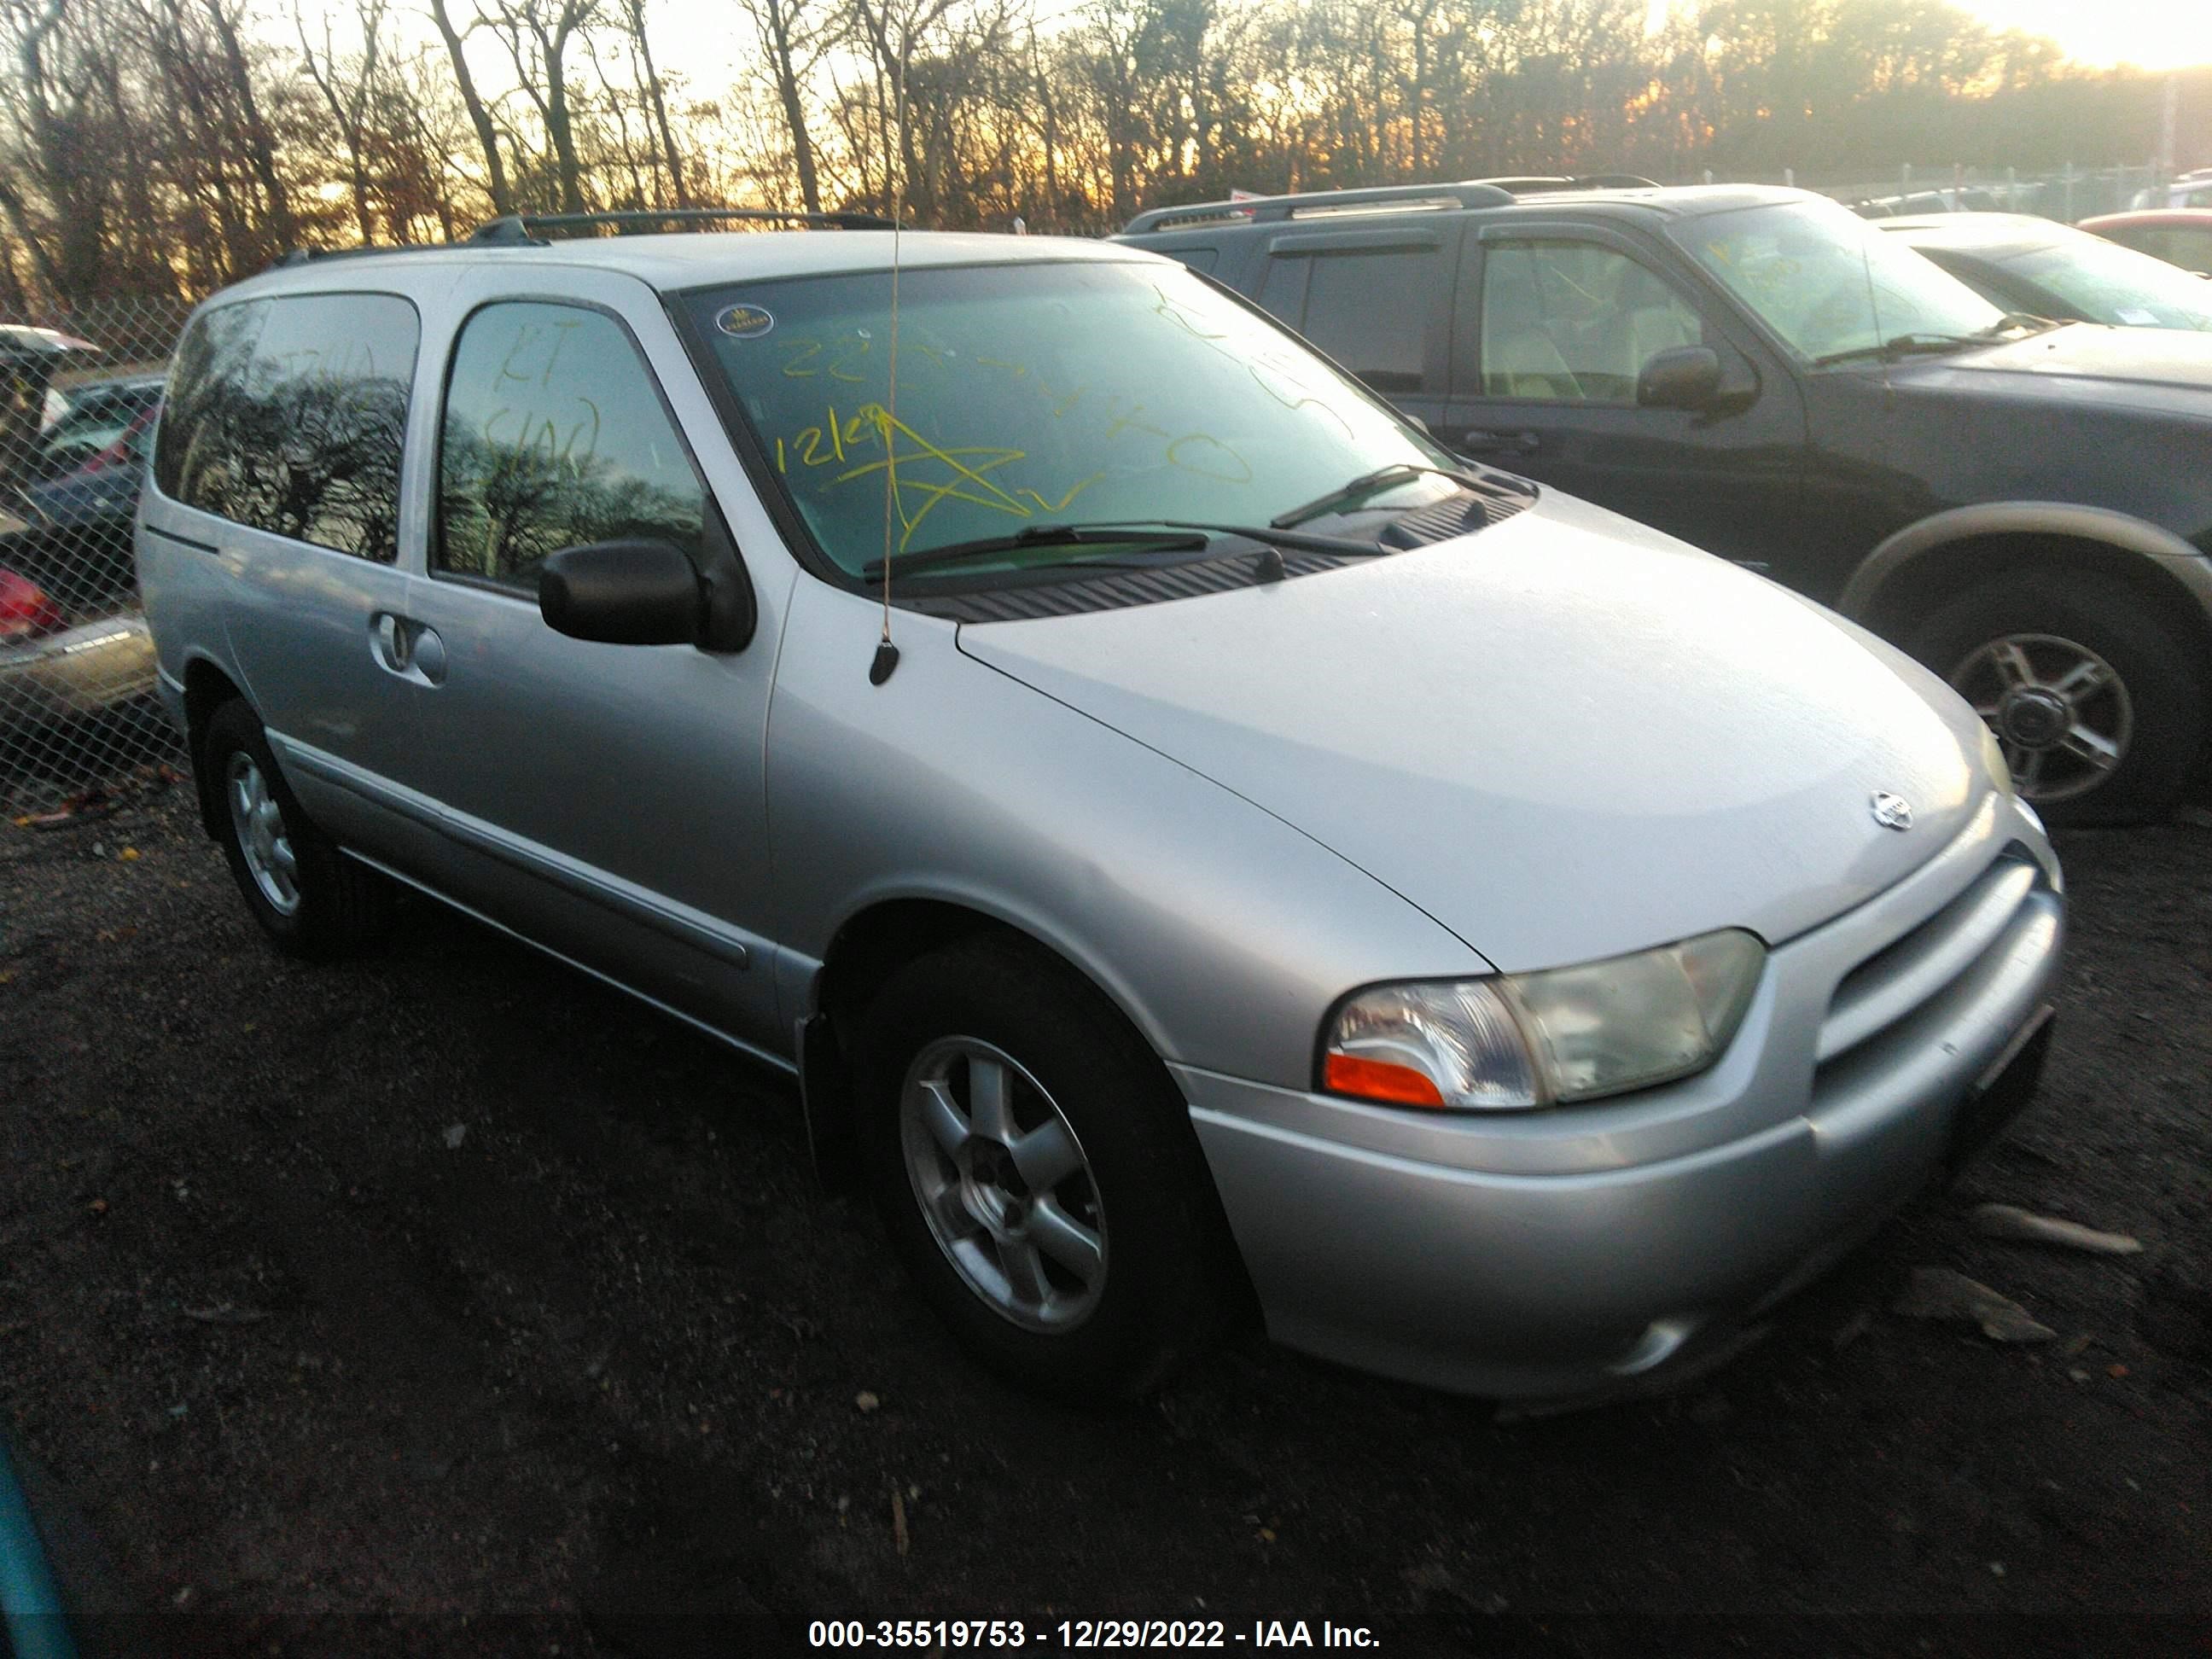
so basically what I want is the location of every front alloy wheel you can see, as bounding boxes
[858,936,1225,1398]
[1949,631,2131,805]
[900,1037,1107,1332]
[1908,572,2206,825]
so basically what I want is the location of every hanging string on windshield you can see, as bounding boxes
[869,50,906,689]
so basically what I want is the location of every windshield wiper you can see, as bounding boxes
[1270,462,1490,528]
[1812,332,1990,368]
[1086,519,1387,557]
[859,523,1209,581]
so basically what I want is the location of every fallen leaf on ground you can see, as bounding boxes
[1893,1266,2055,1342]
[855,1390,882,1413]
[1970,1203,2142,1256]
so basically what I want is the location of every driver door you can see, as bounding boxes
[394,270,785,1051]
[1436,224,1807,568]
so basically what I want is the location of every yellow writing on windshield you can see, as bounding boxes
[811,403,1103,551]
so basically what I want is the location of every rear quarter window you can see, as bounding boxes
[154,291,419,562]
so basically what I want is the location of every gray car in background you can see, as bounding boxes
[136,220,2062,1400]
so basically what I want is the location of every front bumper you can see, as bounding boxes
[0,612,157,726]
[1180,794,2063,1399]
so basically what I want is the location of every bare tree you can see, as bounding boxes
[614,0,687,205]
[485,0,602,213]
[426,0,515,214]
[295,0,389,243]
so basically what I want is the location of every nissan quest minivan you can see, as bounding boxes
[137,217,2064,1401]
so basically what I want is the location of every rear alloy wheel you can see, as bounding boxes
[856,936,1223,1399]
[202,699,392,957]
[1910,573,2207,825]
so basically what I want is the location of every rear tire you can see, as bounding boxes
[1906,573,2207,825]
[853,936,1221,1400]
[202,700,391,958]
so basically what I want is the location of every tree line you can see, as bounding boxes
[0,0,2203,311]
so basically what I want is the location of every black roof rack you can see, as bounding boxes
[1121,173,1663,235]
[468,207,896,244]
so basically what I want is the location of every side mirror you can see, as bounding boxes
[539,538,702,646]
[1636,345,1724,411]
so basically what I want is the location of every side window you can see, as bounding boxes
[154,294,417,561]
[1480,241,1704,405]
[1298,247,1438,391]
[1254,253,1305,325]
[436,302,707,591]
[156,299,269,519]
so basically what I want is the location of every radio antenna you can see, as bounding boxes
[869,49,907,688]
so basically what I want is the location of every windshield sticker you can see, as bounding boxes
[2116,307,2158,326]
[716,303,776,340]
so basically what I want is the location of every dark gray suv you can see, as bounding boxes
[1120,179,2212,822]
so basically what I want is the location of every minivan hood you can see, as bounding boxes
[956,494,1988,972]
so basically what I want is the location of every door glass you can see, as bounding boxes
[155,293,417,560]
[437,302,707,591]
[1481,242,1703,403]
[1300,247,1438,391]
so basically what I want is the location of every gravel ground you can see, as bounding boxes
[2,784,2208,1658]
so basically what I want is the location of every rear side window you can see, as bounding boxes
[154,293,418,562]
[1298,247,1439,391]
[434,301,707,591]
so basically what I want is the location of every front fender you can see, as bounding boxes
[1839,501,2212,626]
[763,582,1486,1091]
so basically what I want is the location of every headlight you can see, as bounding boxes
[1981,725,2013,800]
[1321,928,1766,1111]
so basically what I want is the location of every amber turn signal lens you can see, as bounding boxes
[1323,1051,1447,1108]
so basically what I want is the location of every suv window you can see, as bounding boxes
[435,301,708,591]
[154,293,417,561]
[1266,247,1438,391]
[1480,241,1703,403]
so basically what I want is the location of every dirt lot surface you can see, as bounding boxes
[3,785,2208,1657]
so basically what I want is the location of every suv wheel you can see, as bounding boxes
[203,700,392,957]
[854,937,1221,1399]
[1908,573,2207,824]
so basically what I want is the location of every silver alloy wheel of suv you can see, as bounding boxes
[1950,631,2133,805]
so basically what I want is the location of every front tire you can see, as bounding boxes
[202,700,391,958]
[1907,573,2207,825]
[853,936,1222,1400]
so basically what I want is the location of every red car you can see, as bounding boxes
[2077,210,2212,277]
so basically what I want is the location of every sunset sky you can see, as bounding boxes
[1953,0,2211,70]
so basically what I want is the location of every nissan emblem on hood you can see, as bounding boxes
[1871,792,1914,831]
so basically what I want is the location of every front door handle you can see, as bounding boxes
[370,614,445,685]
[1458,428,1542,457]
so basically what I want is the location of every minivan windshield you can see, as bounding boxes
[1677,200,2009,364]
[688,259,1462,579]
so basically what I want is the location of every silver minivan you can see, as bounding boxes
[137,221,2064,1400]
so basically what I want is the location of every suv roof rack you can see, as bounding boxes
[468,207,896,244]
[1121,174,1662,235]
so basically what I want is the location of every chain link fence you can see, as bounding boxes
[2,296,192,824]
